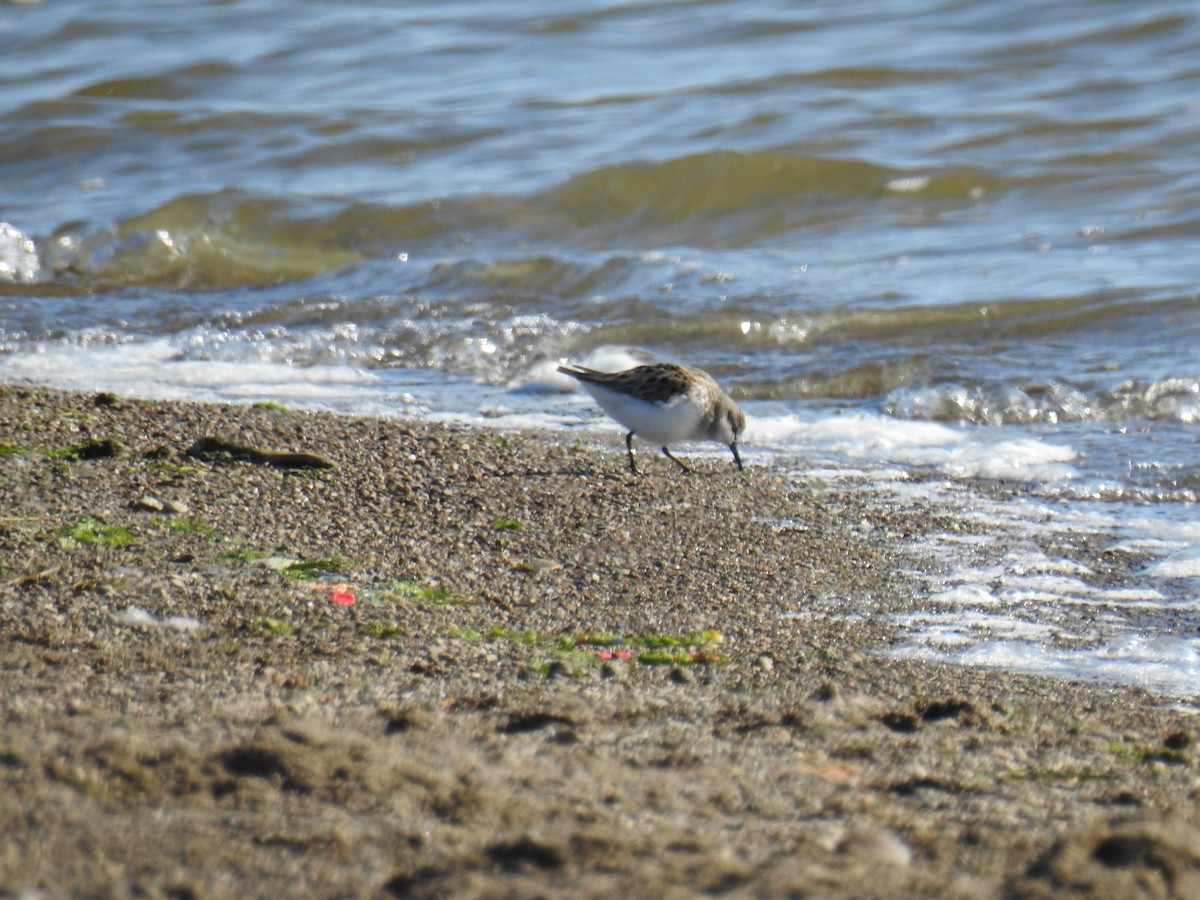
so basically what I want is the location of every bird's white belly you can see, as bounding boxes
[586,385,707,445]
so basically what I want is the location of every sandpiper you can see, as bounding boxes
[558,362,745,474]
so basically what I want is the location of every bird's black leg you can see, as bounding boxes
[661,446,693,473]
[625,432,640,475]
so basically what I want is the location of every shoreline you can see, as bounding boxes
[2,383,1198,898]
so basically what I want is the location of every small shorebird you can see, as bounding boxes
[558,362,745,474]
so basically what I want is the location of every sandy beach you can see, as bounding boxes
[1,383,1198,898]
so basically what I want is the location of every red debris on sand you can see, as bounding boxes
[598,649,633,661]
[310,582,357,606]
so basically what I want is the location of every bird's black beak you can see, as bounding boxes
[730,441,743,471]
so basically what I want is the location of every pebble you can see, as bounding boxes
[812,681,841,702]
[669,666,693,684]
[131,495,187,514]
[836,829,913,866]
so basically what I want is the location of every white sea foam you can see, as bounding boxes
[1144,552,1200,580]
[517,346,646,394]
[896,634,1200,698]
[876,474,1200,696]
[749,409,1078,484]
[1,341,380,405]
[892,610,1059,645]
[926,584,1000,606]
[518,359,582,393]
[0,221,39,283]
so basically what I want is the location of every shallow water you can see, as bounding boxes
[2,0,1198,695]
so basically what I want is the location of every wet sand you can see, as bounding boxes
[1,384,1198,898]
